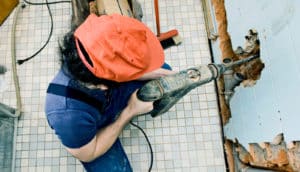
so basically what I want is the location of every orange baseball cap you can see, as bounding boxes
[74,14,164,82]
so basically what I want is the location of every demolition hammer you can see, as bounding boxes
[137,54,259,117]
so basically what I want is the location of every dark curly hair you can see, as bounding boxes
[59,31,119,87]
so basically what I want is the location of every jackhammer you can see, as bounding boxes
[137,54,259,117]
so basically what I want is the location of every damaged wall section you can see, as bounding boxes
[206,0,300,170]
[209,0,300,147]
[225,134,300,171]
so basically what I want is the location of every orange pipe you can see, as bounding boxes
[154,0,161,36]
[154,0,178,42]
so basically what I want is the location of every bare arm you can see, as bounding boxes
[66,90,153,162]
[138,68,177,80]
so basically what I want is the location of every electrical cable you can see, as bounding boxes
[116,0,124,15]
[17,0,71,65]
[130,121,153,172]
[23,0,71,5]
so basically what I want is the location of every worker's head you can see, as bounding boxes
[73,14,165,82]
[60,31,117,87]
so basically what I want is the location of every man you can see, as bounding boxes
[45,13,174,171]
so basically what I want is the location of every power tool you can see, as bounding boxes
[137,54,259,117]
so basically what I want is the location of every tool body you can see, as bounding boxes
[137,54,259,117]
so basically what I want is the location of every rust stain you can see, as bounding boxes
[210,0,264,124]
[211,0,236,59]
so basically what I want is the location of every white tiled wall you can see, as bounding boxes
[0,0,226,171]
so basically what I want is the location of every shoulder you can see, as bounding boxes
[47,109,97,148]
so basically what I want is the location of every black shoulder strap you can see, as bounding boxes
[47,83,104,112]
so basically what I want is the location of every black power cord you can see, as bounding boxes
[17,0,71,65]
[130,121,154,172]
[116,0,124,15]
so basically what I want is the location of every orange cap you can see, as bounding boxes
[74,14,164,82]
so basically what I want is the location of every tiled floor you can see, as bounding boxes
[0,0,226,171]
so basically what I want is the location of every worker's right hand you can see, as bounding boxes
[125,90,154,118]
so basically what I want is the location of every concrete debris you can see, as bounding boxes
[232,29,265,87]
[225,134,300,172]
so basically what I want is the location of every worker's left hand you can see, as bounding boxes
[125,90,154,118]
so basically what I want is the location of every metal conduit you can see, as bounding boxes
[10,3,23,172]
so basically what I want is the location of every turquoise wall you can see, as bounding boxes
[210,0,300,146]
